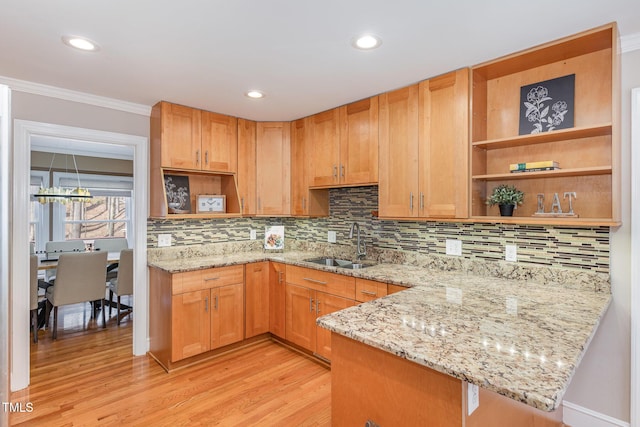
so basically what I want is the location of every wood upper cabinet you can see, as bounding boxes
[156,101,202,170]
[309,109,341,187]
[245,262,270,339]
[153,101,237,173]
[269,262,286,339]
[237,119,257,215]
[308,97,379,188]
[201,111,237,173]
[256,122,291,215]
[379,70,469,219]
[339,96,379,186]
[418,69,469,218]
[290,118,309,216]
[379,85,420,218]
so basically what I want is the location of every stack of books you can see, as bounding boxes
[509,160,559,173]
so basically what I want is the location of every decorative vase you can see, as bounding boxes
[499,204,515,216]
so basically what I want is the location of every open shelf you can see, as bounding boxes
[470,23,619,225]
[471,123,611,150]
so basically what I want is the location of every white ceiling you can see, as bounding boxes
[1,0,640,122]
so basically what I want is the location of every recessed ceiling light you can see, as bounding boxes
[61,35,100,52]
[352,34,382,50]
[245,90,265,99]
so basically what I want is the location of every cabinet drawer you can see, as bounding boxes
[201,265,244,289]
[355,278,388,302]
[172,265,244,295]
[287,265,355,299]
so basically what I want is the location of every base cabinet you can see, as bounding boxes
[269,262,286,339]
[285,266,356,361]
[331,333,563,427]
[149,265,245,370]
[245,262,270,338]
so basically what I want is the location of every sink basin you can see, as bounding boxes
[304,257,375,269]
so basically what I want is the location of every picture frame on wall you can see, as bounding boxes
[519,74,575,135]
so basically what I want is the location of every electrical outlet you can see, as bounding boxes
[250,229,257,240]
[467,383,480,415]
[445,239,462,256]
[327,230,337,243]
[157,234,172,247]
[505,244,517,262]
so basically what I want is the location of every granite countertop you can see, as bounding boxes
[148,248,611,412]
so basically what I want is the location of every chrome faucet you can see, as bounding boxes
[349,222,367,260]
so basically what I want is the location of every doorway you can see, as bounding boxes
[11,120,148,390]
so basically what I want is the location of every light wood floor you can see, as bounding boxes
[10,301,331,426]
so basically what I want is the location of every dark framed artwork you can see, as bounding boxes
[519,74,575,135]
[164,174,191,213]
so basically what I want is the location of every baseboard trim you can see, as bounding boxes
[563,401,629,427]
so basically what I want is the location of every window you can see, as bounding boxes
[29,171,50,253]
[52,172,133,244]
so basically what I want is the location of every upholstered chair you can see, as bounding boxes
[108,248,133,326]
[45,251,108,339]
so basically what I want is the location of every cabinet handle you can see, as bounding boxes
[205,150,209,166]
[333,165,338,179]
[241,197,244,212]
[420,192,425,211]
[410,192,414,211]
[258,197,261,211]
[309,297,315,312]
[214,295,218,311]
[278,271,283,284]
[302,197,306,211]
[303,277,327,285]
[340,164,345,178]
[196,150,200,166]
[361,290,377,296]
[316,299,321,314]
[204,277,220,282]
[204,296,208,312]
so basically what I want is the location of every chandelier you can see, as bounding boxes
[33,154,92,204]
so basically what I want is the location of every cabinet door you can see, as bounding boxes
[355,278,388,303]
[269,262,286,339]
[340,97,379,186]
[290,118,309,216]
[237,119,257,215]
[418,69,469,218]
[256,122,291,215]
[160,102,201,170]
[245,262,270,338]
[315,292,355,361]
[201,111,238,173]
[309,109,341,187]
[285,283,316,351]
[171,290,210,361]
[211,283,244,349]
[379,85,420,218]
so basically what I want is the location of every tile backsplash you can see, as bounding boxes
[148,186,609,274]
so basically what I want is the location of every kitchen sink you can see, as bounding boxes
[304,257,375,269]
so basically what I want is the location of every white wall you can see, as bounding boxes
[563,48,640,423]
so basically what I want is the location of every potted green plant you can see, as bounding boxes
[486,184,524,216]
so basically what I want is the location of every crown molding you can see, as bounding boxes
[622,32,640,54]
[0,75,151,117]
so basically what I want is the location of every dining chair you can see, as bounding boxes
[45,251,108,339]
[44,240,86,282]
[108,248,133,325]
[30,255,39,343]
[94,238,128,281]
